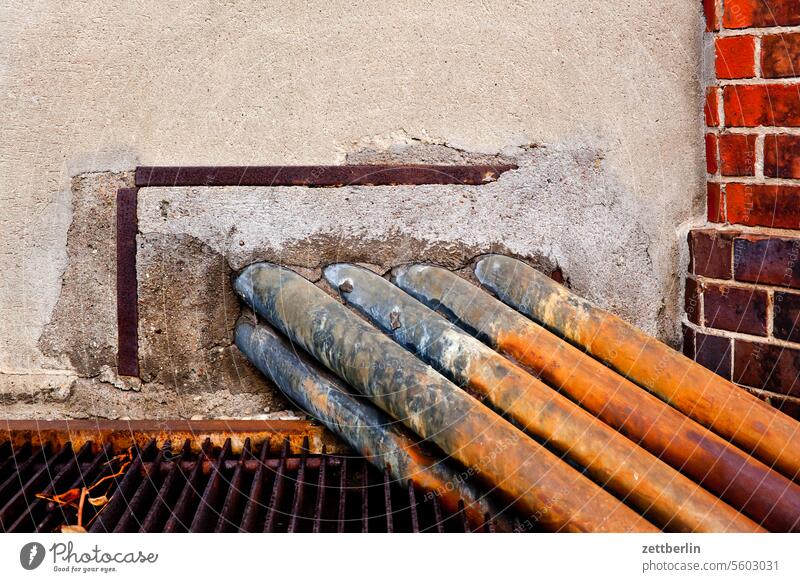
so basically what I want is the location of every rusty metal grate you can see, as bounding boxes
[0,437,499,533]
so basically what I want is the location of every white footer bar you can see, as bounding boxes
[1,533,797,582]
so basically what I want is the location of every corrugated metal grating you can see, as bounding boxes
[0,436,499,533]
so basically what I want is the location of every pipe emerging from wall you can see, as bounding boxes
[474,254,800,483]
[234,317,514,531]
[392,263,800,532]
[324,263,762,532]
[233,263,656,532]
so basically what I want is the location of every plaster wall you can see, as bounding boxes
[0,1,706,417]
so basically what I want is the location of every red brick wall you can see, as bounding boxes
[688,0,800,419]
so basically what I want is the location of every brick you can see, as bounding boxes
[682,325,695,358]
[718,133,756,176]
[768,396,800,420]
[703,282,768,335]
[685,276,701,324]
[734,234,800,287]
[764,133,800,178]
[726,183,800,228]
[773,290,800,341]
[723,84,800,127]
[746,385,800,419]
[695,332,732,379]
[707,182,724,223]
[734,339,800,397]
[690,228,736,279]
[723,0,800,29]
[762,32,800,78]
[715,36,756,79]
[705,87,720,127]
[704,0,719,31]
[705,133,718,174]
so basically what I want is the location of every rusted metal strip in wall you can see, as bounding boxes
[116,187,139,377]
[116,164,516,377]
[135,164,516,188]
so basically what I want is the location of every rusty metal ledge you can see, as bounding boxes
[0,420,344,455]
[135,164,516,188]
[116,187,139,377]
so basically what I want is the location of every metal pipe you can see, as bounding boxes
[475,255,800,483]
[324,263,762,532]
[392,263,800,532]
[234,263,656,532]
[234,318,513,531]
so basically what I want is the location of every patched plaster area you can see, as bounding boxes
[12,142,686,419]
[142,143,669,333]
[26,171,295,420]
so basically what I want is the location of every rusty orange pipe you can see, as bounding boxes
[328,263,761,532]
[234,263,657,532]
[475,254,800,484]
[393,263,800,532]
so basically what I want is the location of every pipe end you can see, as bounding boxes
[390,263,433,286]
[323,263,356,295]
[473,254,507,285]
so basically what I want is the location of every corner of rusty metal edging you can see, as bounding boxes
[120,164,518,378]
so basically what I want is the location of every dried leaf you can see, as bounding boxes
[35,445,134,531]
[36,488,81,507]
[87,495,109,507]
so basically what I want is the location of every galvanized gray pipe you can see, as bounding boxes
[233,263,656,532]
[324,263,763,532]
[234,317,513,531]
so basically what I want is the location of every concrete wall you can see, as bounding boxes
[0,1,706,418]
